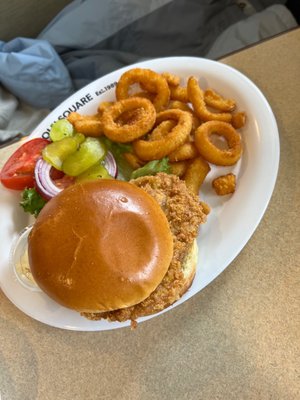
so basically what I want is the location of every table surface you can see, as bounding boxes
[0,28,299,400]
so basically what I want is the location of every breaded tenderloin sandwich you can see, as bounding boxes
[28,173,207,325]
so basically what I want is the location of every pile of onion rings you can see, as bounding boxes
[67,67,247,199]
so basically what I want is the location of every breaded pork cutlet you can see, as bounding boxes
[82,173,206,323]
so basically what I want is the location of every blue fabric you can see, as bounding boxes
[0,0,246,109]
[0,1,295,111]
[38,0,173,52]
[0,38,74,109]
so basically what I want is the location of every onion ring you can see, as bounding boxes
[161,72,181,86]
[132,91,156,102]
[204,89,236,112]
[161,72,189,102]
[116,68,170,111]
[187,77,232,122]
[67,112,103,137]
[148,120,177,141]
[168,100,193,113]
[67,112,81,124]
[168,142,199,162]
[101,97,156,143]
[194,120,242,166]
[141,72,180,91]
[115,107,145,126]
[97,101,113,114]
[169,85,189,103]
[133,109,193,161]
[168,100,201,132]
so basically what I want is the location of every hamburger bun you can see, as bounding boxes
[28,179,174,313]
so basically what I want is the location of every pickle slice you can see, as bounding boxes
[76,163,111,182]
[62,137,107,176]
[42,134,85,170]
[50,119,74,142]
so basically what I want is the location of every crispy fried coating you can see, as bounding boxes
[212,173,236,195]
[82,173,206,322]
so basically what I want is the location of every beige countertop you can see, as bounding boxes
[0,28,299,400]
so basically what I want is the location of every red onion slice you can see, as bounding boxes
[103,151,118,178]
[34,158,62,200]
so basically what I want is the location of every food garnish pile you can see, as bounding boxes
[0,68,246,216]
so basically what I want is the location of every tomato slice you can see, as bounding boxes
[0,138,50,190]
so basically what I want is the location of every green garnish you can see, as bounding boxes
[42,133,85,170]
[76,163,111,182]
[62,137,107,176]
[130,157,171,180]
[101,137,133,180]
[20,188,46,217]
[49,119,74,142]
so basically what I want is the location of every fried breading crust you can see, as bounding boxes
[81,173,206,322]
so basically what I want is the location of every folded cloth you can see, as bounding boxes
[0,38,73,109]
[38,0,174,52]
[0,86,49,145]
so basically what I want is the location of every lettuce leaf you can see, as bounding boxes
[20,188,46,217]
[130,157,171,180]
[101,138,133,180]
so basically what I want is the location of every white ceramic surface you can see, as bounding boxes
[0,57,280,331]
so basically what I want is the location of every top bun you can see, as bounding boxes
[28,179,173,312]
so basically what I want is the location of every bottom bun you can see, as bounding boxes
[178,239,198,298]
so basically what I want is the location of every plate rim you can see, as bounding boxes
[0,56,280,331]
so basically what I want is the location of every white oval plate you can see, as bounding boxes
[0,57,279,331]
